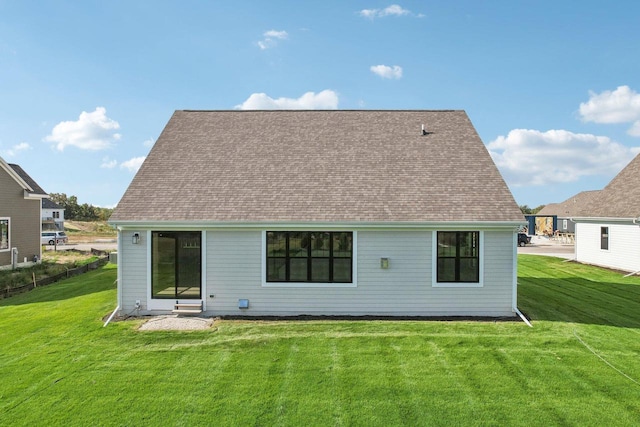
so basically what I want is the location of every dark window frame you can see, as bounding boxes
[600,227,609,250]
[266,231,353,283]
[436,231,480,283]
[151,231,202,299]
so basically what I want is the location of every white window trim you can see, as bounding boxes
[432,230,484,288]
[147,230,206,311]
[0,217,9,252]
[261,230,358,288]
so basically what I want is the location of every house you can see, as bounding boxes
[573,153,640,273]
[109,110,525,317]
[0,156,49,268]
[537,190,601,233]
[42,199,65,231]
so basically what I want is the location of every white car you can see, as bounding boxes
[42,231,68,245]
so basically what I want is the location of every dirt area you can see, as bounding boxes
[41,248,101,265]
[137,315,216,331]
[65,221,116,244]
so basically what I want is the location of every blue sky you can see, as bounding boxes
[2,1,640,210]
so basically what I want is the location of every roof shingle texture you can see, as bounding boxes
[110,110,523,223]
[8,163,47,195]
[589,153,640,218]
[537,190,601,217]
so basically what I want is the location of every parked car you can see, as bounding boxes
[42,231,68,245]
[518,233,531,247]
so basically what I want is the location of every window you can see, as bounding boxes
[437,231,480,283]
[151,231,201,299]
[266,231,353,283]
[0,218,8,251]
[601,227,609,250]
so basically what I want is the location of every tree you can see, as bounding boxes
[48,193,113,221]
[520,204,546,215]
[519,205,532,214]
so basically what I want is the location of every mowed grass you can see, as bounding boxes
[1,256,640,426]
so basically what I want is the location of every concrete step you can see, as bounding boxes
[173,302,203,315]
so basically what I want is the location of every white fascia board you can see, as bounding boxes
[23,190,49,200]
[571,216,640,225]
[0,157,34,192]
[108,220,525,231]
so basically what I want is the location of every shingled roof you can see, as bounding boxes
[7,163,48,196]
[110,110,523,224]
[537,190,601,217]
[586,153,640,218]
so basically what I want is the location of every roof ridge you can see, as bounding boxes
[179,109,465,113]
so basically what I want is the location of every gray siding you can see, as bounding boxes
[119,228,516,317]
[0,170,41,267]
[119,230,148,312]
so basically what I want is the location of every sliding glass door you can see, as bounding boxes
[151,231,201,299]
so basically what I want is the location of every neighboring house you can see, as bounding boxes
[537,190,601,233]
[573,153,640,273]
[523,214,557,236]
[42,199,65,231]
[109,110,525,317]
[0,157,49,268]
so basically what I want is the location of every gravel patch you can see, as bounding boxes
[138,315,214,331]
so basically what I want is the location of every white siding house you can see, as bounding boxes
[573,153,640,273]
[42,199,65,231]
[109,111,525,317]
[575,221,640,273]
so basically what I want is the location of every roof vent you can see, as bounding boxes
[421,124,428,135]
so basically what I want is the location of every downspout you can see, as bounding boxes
[104,226,123,327]
[514,306,532,327]
[513,228,533,327]
[103,304,120,327]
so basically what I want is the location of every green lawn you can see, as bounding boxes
[1,256,639,426]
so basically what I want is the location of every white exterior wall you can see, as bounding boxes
[576,222,640,272]
[42,208,65,221]
[118,228,516,317]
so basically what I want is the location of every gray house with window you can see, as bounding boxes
[109,110,524,317]
[0,156,48,268]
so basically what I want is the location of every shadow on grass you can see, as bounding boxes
[518,277,640,328]
[0,265,117,307]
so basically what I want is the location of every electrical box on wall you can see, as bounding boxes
[380,257,390,269]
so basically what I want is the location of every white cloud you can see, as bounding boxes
[1,142,31,157]
[370,64,403,79]
[235,89,339,110]
[258,29,288,50]
[142,138,155,147]
[100,156,117,169]
[44,107,121,151]
[579,85,640,136]
[629,121,640,137]
[359,4,415,19]
[487,129,640,186]
[120,156,146,173]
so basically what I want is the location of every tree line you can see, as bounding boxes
[49,193,114,221]
[519,204,545,215]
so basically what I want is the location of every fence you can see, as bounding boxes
[1,250,110,299]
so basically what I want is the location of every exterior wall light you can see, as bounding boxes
[132,232,140,244]
[380,257,390,269]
